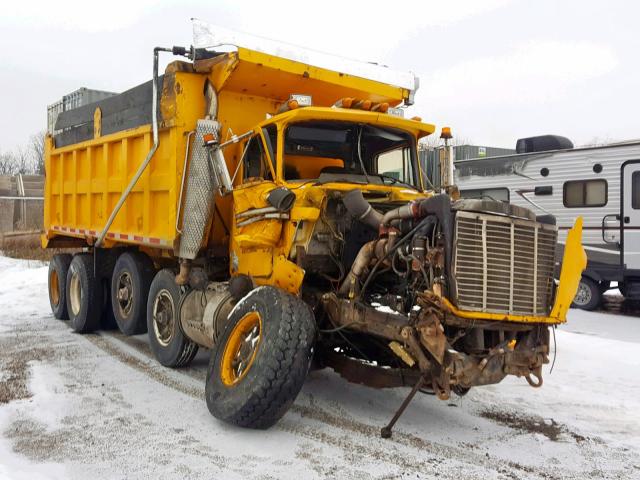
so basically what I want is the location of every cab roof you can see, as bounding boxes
[263,106,436,139]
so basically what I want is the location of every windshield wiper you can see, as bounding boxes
[314,177,368,186]
[377,174,418,190]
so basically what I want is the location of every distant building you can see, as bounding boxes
[419,144,515,189]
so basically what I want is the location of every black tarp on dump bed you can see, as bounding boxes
[53,75,165,148]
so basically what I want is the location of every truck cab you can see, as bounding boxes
[228,105,434,294]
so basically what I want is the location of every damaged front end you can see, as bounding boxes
[313,189,586,434]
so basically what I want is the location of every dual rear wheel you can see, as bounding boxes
[47,252,198,367]
[48,251,153,334]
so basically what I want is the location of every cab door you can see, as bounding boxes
[229,128,280,277]
[622,161,640,269]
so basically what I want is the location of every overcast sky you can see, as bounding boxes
[1,0,638,152]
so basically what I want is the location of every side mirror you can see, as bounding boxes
[204,130,254,196]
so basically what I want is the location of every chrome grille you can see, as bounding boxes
[453,211,557,316]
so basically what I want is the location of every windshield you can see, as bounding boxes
[282,121,419,188]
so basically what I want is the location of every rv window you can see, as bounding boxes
[563,179,607,208]
[633,171,640,209]
[460,188,509,202]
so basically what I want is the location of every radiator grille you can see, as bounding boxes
[453,211,557,316]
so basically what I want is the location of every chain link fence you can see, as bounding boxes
[0,174,44,235]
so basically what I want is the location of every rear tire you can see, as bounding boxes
[206,286,316,429]
[66,253,103,333]
[572,276,601,310]
[111,251,155,335]
[48,254,72,320]
[147,269,198,367]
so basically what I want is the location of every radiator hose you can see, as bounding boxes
[341,190,455,298]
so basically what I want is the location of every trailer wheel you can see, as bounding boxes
[111,252,155,335]
[66,253,103,333]
[205,286,316,429]
[572,276,601,310]
[48,254,72,320]
[147,269,198,367]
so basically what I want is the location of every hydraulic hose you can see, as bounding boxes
[358,216,433,298]
[95,47,172,248]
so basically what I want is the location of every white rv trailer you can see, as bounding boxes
[454,139,640,310]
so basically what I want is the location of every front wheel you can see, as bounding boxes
[572,276,601,310]
[205,286,316,429]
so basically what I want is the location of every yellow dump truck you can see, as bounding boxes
[43,27,586,435]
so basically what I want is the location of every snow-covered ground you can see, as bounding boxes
[0,255,638,479]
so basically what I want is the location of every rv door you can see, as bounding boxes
[622,161,640,269]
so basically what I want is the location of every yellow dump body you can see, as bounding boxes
[42,47,415,253]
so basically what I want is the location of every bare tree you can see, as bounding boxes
[13,146,34,174]
[419,133,472,151]
[579,136,617,148]
[0,131,45,176]
[29,131,45,175]
[0,151,15,175]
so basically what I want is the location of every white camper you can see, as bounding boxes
[454,136,640,310]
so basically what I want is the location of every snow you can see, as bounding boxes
[0,254,639,479]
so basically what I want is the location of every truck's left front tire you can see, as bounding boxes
[205,286,316,429]
[147,269,198,367]
[66,253,103,333]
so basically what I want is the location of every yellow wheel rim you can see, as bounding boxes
[220,311,262,387]
[49,270,60,306]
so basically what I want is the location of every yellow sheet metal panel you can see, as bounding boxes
[43,70,210,251]
[550,217,587,321]
[44,126,176,248]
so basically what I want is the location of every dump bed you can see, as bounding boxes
[43,47,415,253]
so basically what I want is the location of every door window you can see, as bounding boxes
[632,171,640,209]
[563,179,607,207]
[376,147,415,185]
[242,135,273,182]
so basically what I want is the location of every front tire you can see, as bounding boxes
[66,253,103,333]
[572,276,601,310]
[147,269,198,367]
[206,286,316,429]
